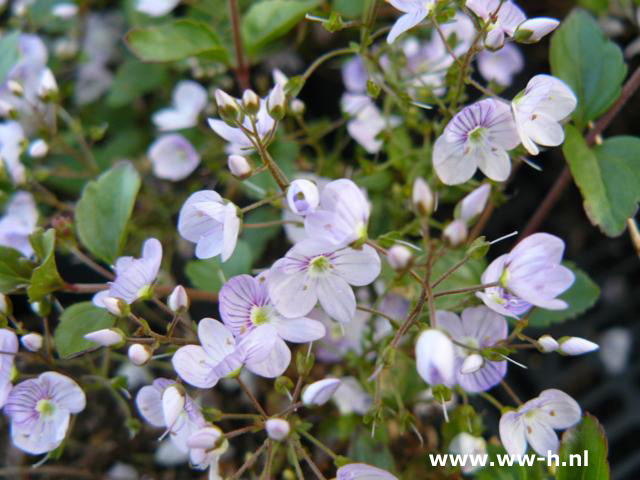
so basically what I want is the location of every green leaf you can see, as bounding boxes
[185,240,252,293]
[333,0,366,18]
[431,251,486,311]
[242,0,321,56]
[126,19,230,63]
[0,247,34,293]
[27,229,64,302]
[107,58,168,107]
[0,31,21,85]
[556,414,610,480]
[528,262,600,328]
[550,10,627,130]
[563,126,640,237]
[75,162,141,265]
[54,302,116,358]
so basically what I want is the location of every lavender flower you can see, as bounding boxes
[0,191,38,257]
[0,121,26,185]
[152,80,208,131]
[477,44,524,86]
[386,1,435,44]
[337,463,398,479]
[148,134,200,182]
[466,0,526,49]
[0,329,18,408]
[415,329,456,387]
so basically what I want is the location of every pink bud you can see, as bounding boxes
[443,220,468,246]
[227,155,252,179]
[302,378,342,406]
[21,333,43,352]
[128,344,151,366]
[84,328,124,347]
[387,245,412,270]
[265,418,290,441]
[167,285,189,313]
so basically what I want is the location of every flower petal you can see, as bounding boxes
[499,411,528,456]
[268,259,318,319]
[273,317,326,343]
[244,337,291,378]
[317,275,356,324]
[332,244,381,286]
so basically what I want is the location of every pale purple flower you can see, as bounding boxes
[0,329,18,408]
[386,0,435,44]
[345,101,401,154]
[332,377,372,415]
[135,378,205,453]
[187,426,228,477]
[466,0,526,49]
[136,0,180,16]
[287,179,320,216]
[219,274,325,378]
[337,463,398,480]
[435,307,507,392]
[0,191,38,257]
[4,372,86,455]
[153,80,208,131]
[302,378,341,406]
[177,190,241,262]
[499,389,581,456]
[268,239,381,323]
[434,98,520,185]
[265,418,290,441]
[149,134,200,181]
[415,329,456,387]
[342,56,369,94]
[0,121,26,185]
[477,43,524,86]
[458,184,491,223]
[511,75,577,155]
[313,307,369,362]
[304,179,371,247]
[93,238,163,308]
[283,174,330,244]
[208,99,275,154]
[21,333,43,352]
[477,233,575,318]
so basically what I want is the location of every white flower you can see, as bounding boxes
[177,190,241,262]
[477,44,524,86]
[153,80,208,131]
[136,0,180,17]
[287,179,320,216]
[434,98,520,185]
[332,377,372,415]
[302,378,342,406]
[208,98,275,154]
[148,134,201,181]
[0,191,38,257]
[511,75,577,155]
[386,0,435,44]
[0,329,18,408]
[499,389,581,456]
[415,329,456,387]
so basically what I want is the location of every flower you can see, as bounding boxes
[4,372,86,455]
[177,190,241,262]
[287,179,320,216]
[435,307,508,392]
[466,0,526,49]
[93,238,163,308]
[386,0,435,44]
[412,177,436,215]
[265,418,290,441]
[515,18,560,43]
[0,329,18,408]
[332,377,372,415]
[267,239,381,323]
[187,426,228,478]
[313,306,370,362]
[167,285,189,313]
[152,80,208,131]
[304,179,371,247]
[387,245,412,270]
[0,190,38,257]
[477,43,524,86]
[449,433,487,474]
[0,121,26,184]
[219,274,326,378]
[148,134,200,181]
[415,329,456,387]
[341,94,401,154]
[172,317,276,386]
[136,378,206,453]
[511,75,577,155]
[20,333,43,352]
[499,389,581,456]
[342,56,369,94]
[84,328,125,347]
[135,0,180,16]
[302,378,342,406]
[337,463,398,479]
[433,98,520,185]
[477,233,575,318]
[558,337,599,356]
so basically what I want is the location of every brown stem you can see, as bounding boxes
[237,376,268,418]
[296,442,328,480]
[63,283,217,302]
[228,439,269,480]
[229,0,249,90]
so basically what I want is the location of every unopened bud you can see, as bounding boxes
[387,244,412,270]
[302,378,341,406]
[0,99,16,118]
[286,179,319,216]
[514,18,559,44]
[128,343,152,366]
[51,2,78,19]
[558,337,599,356]
[227,155,252,179]
[187,426,222,450]
[29,139,49,158]
[416,329,456,387]
[167,285,189,313]
[242,89,260,115]
[37,69,58,101]
[265,418,290,441]
[8,80,24,97]
[537,335,558,353]
[412,177,435,216]
[443,220,468,247]
[460,354,484,374]
[162,385,185,428]
[214,89,240,124]
[21,333,43,352]
[290,98,305,115]
[84,328,125,347]
[267,83,286,121]
[102,296,130,317]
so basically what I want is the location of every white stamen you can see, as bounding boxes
[499,353,528,369]
[490,231,519,245]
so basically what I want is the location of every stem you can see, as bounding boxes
[356,305,400,328]
[298,429,338,460]
[430,254,471,289]
[225,423,261,440]
[296,442,328,480]
[289,442,305,479]
[68,246,115,280]
[228,0,249,90]
[480,392,504,411]
[300,47,355,86]
[244,220,300,229]
[433,282,498,298]
[500,380,523,406]
[241,193,284,214]
[237,376,268,418]
[228,439,269,480]
[63,283,217,302]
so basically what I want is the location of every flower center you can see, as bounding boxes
[468,126,487,144]
[499,268,509,288]
[250,306,271,326]
[457,336,480,357]
[36,399,55,417]
[309,255,332,275]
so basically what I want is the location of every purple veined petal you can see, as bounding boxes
[319,179,370,226]
[197,318,237,362]
[434,310,465,338]
[536,389,582,430]
[461,306,508,346]
[508,264,574,310]
[136,384,166,427]
[481,254,508,284]
[172,345,222,388]
[42,372,86,414]
[508,234,569,278]
[172,80,207,117]
[475,143,512,182]
[523,414,559,455]
[10,407,70,455]
[238,324,279,364]
[221,203,240,262]
[337,462,399,479]
[177,190,224,242]
[433,134,478,186]
[477,44,524,87]
[387,9,429,44]
[458,359,507,393]
[459,184,491,223]
[267,259,318,319]
[272,316,326,343]
[331,245,381,286]
[219,275,268,335]
[499,411,528,456]
[149,134,201,182]
[207,119,252,148]
[496,1,526,35]
[0,380,12,409]
[244,337,291,378]
[316,274,356,324]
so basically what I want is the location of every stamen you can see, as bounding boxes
[490,231,518,245]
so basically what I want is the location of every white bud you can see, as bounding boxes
[286,179,319,216]
[412,177,435,215]
[84,328,124,347]
[290,98,305,115]
[415,329,456,387]
[21,333,43,352]
[265,418,290,441]
[515,18,560,44]
[29,139,49,158]
[51,2,78,18]
[302,378,342,406]
[8,80,24,97]
[242,89,260,115]
[128,344,152,366]
[167,285,189,313]
[460,354,484,374]
[537,334,559,353]
[0,99,16,118]
[214,89,240,123]
[102,296,129,317]
[387,245,412,270]
[162,385,185,428]
[267,82,286,120]
[227,155,252,179]
[187,427,223,450]
[558,337,599,356]
[443,220,468,246]
[37,69,59,100]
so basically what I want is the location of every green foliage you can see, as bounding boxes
[54,302,116,358]
[550,10,627,130]
[332,0,366,18]
[75,162,142,265]
[431,251,486,310]
[577,0,610,14]
[107,58,169,107]
[242,207,283,260]
[474,445,547,479]
[27,229,64,302]
[185,240,252,293]
[528,262,600,328]
[346,427,397,473]
[0,247,33,293]
[241,0,321,56]
[556,414,610,480]
[0,31,20,85]
[563,126,640,237]
[126,19,230,63]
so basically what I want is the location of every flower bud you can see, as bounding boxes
[558,337,599,356]
[537,334,558,353]
[51,2,78,19]
[84,328,125,347]
[21,333,43,352]
[443,220,468,247]
[0,294,12,317]
[167,285,189,313]
[460,354,484,374]
[0,99,16,118]
[37,69,58,101]
[54,38,78,59]
[416,329,455,387]
[227,155,252,179]
[128,344,152,366]
[102,296,130,317]
[29,139,49,158]
[412,177,435,216]
[8,80,24,97]
[267,83,286,121]
[286,179,319,216]
[302,378,342,406]
[187,426,222,450]
[265,418,290,441]
[214,89,241,124]
[514,18,559,44]
[162,385,185,428]
[387,245,412,270]
[242,89,260,115]
[290,98,305,115]
[30,300,51,317]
